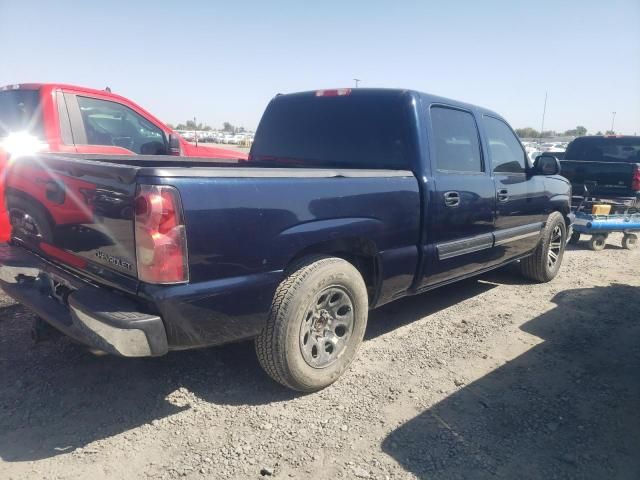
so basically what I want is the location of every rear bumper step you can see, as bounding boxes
[0,244,168,357]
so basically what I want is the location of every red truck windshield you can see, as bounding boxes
[0,89,44,139]
[250,92,413,169]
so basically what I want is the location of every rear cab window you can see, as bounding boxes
[565,137,640,162]
[250,91,414,169]
[430,106,483,173]
[0,88,44,140]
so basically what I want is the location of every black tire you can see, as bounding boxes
[622,234,638,250]
[6,195,54,242]
[520,212,566,282]
[568,230,581,245]
[588,234,607,251]
[255,256,368,392]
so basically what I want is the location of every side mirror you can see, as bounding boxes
[168,134,182,156]
[534,154,561,176]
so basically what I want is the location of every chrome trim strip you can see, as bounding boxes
[493,222,543,246]
[494,230,540,246]
[437,222,543,260]
[437,234,493,260]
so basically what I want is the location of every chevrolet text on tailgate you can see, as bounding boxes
[0,89,572,391]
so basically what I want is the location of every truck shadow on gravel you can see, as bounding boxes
[0,311,298,462]
[366,277,499,340]
[382,283,640,479]
[0,273,505,462]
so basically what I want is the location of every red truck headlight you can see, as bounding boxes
[134,185,188,284]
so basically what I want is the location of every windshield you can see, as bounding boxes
[250,92,413,169]
[565,137,640,162]
[0,89,44,139]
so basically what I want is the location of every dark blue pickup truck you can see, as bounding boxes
[560,135,640,206]
[0,89,571,391]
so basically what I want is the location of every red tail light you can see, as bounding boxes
[134,185,188,284]
[632,164,640,192]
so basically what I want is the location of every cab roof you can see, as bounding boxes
[0,83,135,106]
[275,88,505,121]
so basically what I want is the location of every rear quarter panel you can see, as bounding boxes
[154,175,420,281]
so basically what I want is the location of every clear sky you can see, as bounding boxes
[1,0,639,134]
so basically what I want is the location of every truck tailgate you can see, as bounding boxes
[560,160,637,197]
[5,154,140,291]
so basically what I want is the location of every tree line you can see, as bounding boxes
[514,125,614,138]
[166,121,245,133]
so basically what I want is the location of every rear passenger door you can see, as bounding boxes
[483,115,547,260]
[421,106,496,287]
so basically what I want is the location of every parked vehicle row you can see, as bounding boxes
[0,88,572,391]
[176,130,254,145]
[522,141,569,164]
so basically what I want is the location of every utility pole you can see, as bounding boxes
[194,116,198,147]
[353,78,361,88]
[610,111,616,133]
[540,91,548,140]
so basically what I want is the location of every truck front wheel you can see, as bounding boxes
[519,212,566,282]
[255,256,368,392]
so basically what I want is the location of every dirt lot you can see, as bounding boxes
[1,234,639,480]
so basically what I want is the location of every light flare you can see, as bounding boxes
[0,131,48,159]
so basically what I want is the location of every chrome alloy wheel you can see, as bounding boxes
[299,286,354,369]
[547,224,564,269]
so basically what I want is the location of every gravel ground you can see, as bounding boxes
[1,234,638,479]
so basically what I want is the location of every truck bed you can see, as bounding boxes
[4,152,421,348]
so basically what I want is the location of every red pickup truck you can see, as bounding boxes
[0,83,246,240]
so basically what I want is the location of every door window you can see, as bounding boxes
[430,106,483,173]
[484,116,527,174]
[76,96,167,154]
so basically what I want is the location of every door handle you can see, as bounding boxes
[444,191,460,207]
[497,189,509,202]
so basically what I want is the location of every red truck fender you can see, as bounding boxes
[0,149,11,242]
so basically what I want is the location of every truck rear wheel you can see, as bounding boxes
[255,256,368,392]
[519,212,566,282]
